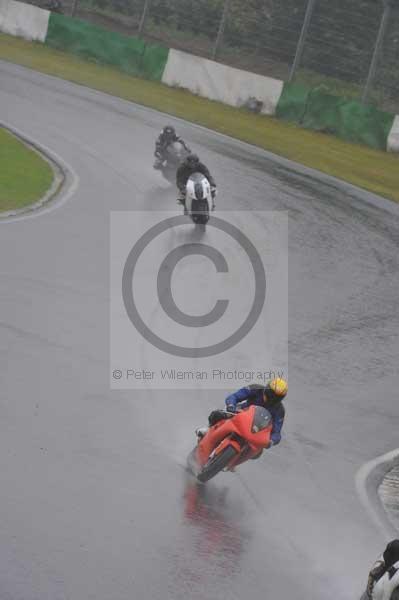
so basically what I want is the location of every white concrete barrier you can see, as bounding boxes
[162,48,284,116]
[387,115,399,153]
[0,0,49,41]
[0,0,10,31]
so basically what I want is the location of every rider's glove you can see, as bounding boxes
[226,404,235,413]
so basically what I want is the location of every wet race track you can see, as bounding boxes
[1,60,399,600]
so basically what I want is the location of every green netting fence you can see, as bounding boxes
[45,13,169,80]
[276,82,395,151]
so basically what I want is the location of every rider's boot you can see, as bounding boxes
[153,157,163,170]
[176,191,185,205]
[195,427,208,440]
[177,192,188,215]
[211,188,217,211]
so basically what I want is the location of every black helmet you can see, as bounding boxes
[384,540,399,569]
[163,125,175,138]
[186,153,200,167]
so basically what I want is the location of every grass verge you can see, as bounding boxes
[1,32,398,203]
[0,126,54,212]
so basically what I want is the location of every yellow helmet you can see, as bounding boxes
[266,377,288,400]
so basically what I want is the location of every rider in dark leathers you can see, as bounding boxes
[176,154,217,209]
[366,540,399,599]
[153,125,190,169]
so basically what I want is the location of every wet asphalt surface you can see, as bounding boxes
[1,60,399,600]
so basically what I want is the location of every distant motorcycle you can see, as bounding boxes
[155,141,190,184]
[184,172,214,227]
[187,405,273,483]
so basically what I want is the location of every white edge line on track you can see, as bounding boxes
[356,449,399,538]
[0,119,79,224]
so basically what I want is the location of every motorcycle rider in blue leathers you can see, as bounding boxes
[196,378,288,453]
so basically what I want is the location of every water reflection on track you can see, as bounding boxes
[183,476,250,569]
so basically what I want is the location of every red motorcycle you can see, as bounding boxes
[187,405,273,483]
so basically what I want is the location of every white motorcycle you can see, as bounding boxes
[185,173,215,227]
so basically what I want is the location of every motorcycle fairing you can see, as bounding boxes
[196,406,272,470]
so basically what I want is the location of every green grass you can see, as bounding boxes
[0,126,54,212]
[1,32,398,203]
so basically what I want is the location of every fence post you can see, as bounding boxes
[138,0,151,36]
[212,0,230,60]
[289,0,317,82]
[70,0,79,17]
[361,0,392,105]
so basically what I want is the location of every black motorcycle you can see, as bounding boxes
[154,141,190,184]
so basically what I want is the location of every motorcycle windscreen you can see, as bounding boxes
[251,406,272,434]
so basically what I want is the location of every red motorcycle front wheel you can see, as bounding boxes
[197,445,238,483]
